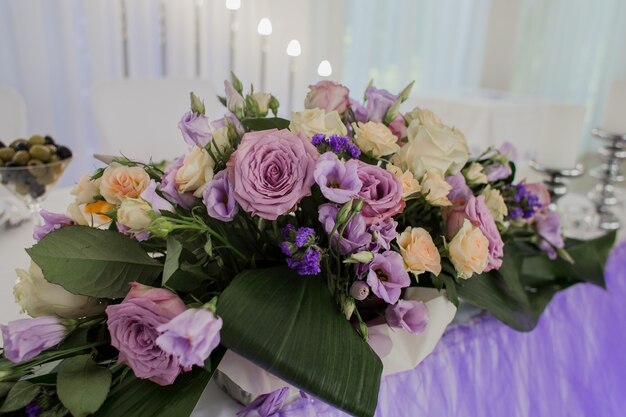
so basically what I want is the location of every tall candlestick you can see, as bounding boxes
[535,103,586,170]
[225,0,240,74]
[602,79,626,134]
[257,18,272,91]
[286,39,301,115]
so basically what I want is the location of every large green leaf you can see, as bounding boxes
[57,355,112,417]
[218,267,382,417]
[240,117,290,131]
[0,381,40,412]
[26,226,163,298]
[94,365,216,417]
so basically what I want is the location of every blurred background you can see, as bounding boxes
[1,0,626,183]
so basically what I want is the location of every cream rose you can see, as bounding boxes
[464,162,488,185]
[175,146,215,197]
[448,219,489,279]
[481,186,508,222]
[14,261,105,318]
[117,198,153,231]
[397,227,441,276]
[392,107,469,179]
[99,163,150,205]
[386,164,421,199]
[289,108,347,139]
[421,170,452,206]
[352,121,400,157]
[71,175,101,204]
[404,107,442,125]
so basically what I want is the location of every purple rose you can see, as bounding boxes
[313,152,362,204]
[368,219,398,252]
[356,161,405,225]
[465,196,504,271]
[1,316,68,363]
[33,210,74,241]
[178,111,212,147]
[156,308,222,369]
[484,163,512,182]
[385,299,429,334]
[237,387,289,417]
[227,129,318,220]
[366,251,410,304]
[363,87,398,123]
[304,80,351,114]
[445,173,472,207]
[159,155,197,209]
[106,283,186,386]
[318,204,372,255]
[203,170,237,222]
[141,180,174,214]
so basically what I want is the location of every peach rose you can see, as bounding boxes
[71,174,101,204]
[175,146,215,197]
[352,121,400,157]
[397,227,441,276]
[100,163,150,205]
[386,164,421,199]
[421,170,452,206]
[448,219,489,279]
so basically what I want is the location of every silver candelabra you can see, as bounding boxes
[528,161,584,212]
[588,128,626,230]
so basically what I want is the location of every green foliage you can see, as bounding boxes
[57,355,112,417]
[218,266,382,417]
[0,381,40,412]
[27,226,163,298]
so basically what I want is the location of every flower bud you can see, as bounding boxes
[344,251,374,264]
[225,80,245,119]
[352,198,364,213]
[349,281,370,301]
[335,199,354,224]
[190,92,206,115]
[341,295,356,320]
[148,217,175,238]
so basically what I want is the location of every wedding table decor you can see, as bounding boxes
[0,75,615,417]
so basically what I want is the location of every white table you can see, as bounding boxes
[0,187,241,416]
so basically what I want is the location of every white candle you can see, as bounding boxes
[536,103,586,169]
[602,79,626,134]
[317,60,332,77]
[225,0,240,74]
[286,39,301,114]
[257,18,272,91]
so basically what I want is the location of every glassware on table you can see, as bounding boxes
[0,158,72,225]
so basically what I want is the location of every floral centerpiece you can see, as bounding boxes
[0,74,614,417]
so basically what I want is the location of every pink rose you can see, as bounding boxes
[227,129,318,220]
[304,80,350,114]
[388,114,407,140]
[447,196,504,271]
[356,161,405,225]
[106,283,187,386]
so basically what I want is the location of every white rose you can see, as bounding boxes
[392,108,469,179]
[13,261,105,318]
[175,146,215,197]
[251,92,272,116]
[448,219,489,279]
[481,186,508,222]
[289,108,347,139]
[404,107,442,125]
[421,170,452,206]
[386,164,421,199]
[464,162,488,185]
[117,198,153,231]
[352,121,400,157]
[71,175,101,204]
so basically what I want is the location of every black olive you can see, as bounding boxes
[56,146,73,160]
[14,142,30,152]
[44,135,55,145]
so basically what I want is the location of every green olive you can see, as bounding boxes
[40,171,58,185]
[29,144,51,162]
[49,154,60,163]
[45,144,58,154]
[0,147,16,162]
[12,150,30,166]
[27,159,46,177]
[28,135,46,146]
[14,181,30,196]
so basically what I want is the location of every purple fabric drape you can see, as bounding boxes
[276,240,626,417]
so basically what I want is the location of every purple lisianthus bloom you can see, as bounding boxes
[106,283,186,386]
[1,316,68,363]
[211,113,244,136]
[117,222,151,242]
[366,251,410,304]
[535,211,564,259]
[33,210,74,241]
[499,141,518,161]
[159,155,197,209]
[356,161,405,225]
[368,219,398,252]
[203,170,237,222]
[465,195,504,271]
[484,163,512,182]
[445,173,472,207]
[314,152,362,204]
[385,299,429,335]
[349,280,370,301]
[156,308,222,370]
[141,180,174,214]
[237,387,289,417]
[286,247,322,276]
[363,86,398,123]
[178,111,212,147]
[318,203,372,255]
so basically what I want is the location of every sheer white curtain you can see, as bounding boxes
[511,0,626,147]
